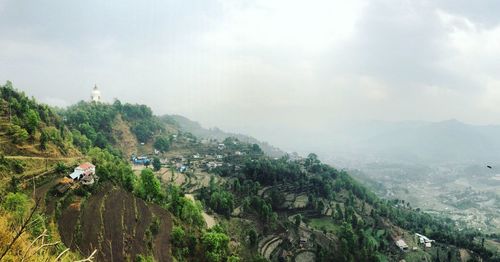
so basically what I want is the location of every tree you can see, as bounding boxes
[8,176,20,192]
[179,198,205,227]
[139,169,162,202]
[202,232,230,262]
[134,255,155,262]
[8,124,28,143]
[251,144,263,155]
[294,214,302,229]
[25,109,40,136]
[248,228,258,246]
[152,157,161,171]
[55,162,68,173]
[1,192,30,223]
[39,130,49,150]
[154,136,170,152]
[171,226,186,247]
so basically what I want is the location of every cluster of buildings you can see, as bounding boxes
[415,233,434,248]
[395,233,434,253]
[128,140,249,174]
[131,155,151,165]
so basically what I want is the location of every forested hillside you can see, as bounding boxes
[0,82,498,262]
[164,115,285,158]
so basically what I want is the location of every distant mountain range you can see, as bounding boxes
[324,119,500,165]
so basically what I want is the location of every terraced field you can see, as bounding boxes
[58,183,173,262]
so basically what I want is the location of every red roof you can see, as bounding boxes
[78,162,95,170]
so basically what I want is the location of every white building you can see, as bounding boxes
[69,162,96,181]
[415,233,434,248]
[395,239,409,252]
[91,84,101,102]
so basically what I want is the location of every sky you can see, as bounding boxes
[1,0,500,152]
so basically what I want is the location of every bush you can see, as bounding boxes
[8,124,28,143]
[152,157,161,171]
[1,192,31,222]
[55,162,68,173]
[11,160,24,174]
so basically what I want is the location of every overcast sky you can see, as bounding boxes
[1,0,500,151]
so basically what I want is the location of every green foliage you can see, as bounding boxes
[121,103,163,142]
[242,195,278,230]
[1,192,31,222]
[152,157,161,171]
[294,214,301,228]
[138,169,162,202]
[55,162,68,173]
[25,109,40,136]
[164,184,205,228]
[134,254,155,262]
[247,228,258,246]
[62,99,163,149]
[171,226,190,260]
[40,130,49,150]
[63,101,118,148]
[8,176,20,192]
[71,130,92,152]
[201,231,230,262]
[87,147,137,190]
[28,213,46,237]
[199,180,234,217]
[171,226,186,247]
[1,82,65,150]
[7,124,28,143]
[242,156,308,186]
[150,216,160,236]
[179,198,205,227]
[154,136,171,152]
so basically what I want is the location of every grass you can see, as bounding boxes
[308,217,341,233]
[403,250,431,262]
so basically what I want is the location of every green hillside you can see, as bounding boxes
[0,82,498,262]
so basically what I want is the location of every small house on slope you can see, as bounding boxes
[415,233,434,248]
[395,239,409,252]
[68,162,96,184]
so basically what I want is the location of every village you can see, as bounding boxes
[51,132,447,262]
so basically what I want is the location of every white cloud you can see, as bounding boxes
[205,0,365,55]
[2,0,500,151]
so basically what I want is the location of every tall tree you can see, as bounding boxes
[139,169,162,202]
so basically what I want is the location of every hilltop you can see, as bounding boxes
[0,82,498,262]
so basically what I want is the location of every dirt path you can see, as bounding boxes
[185,194,217,228]
[4,155,79,160]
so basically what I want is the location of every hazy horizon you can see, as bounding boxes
[2,0,500,154]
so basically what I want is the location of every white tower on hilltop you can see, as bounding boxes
[91,84,101,102]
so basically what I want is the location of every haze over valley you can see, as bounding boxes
[1,0,500,261]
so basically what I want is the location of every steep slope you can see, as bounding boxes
[58,183,172,262]
[110,114,139,157]
[0,81,80,158]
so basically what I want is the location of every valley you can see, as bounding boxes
[0,83,498,261]
[348,162,500,234]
